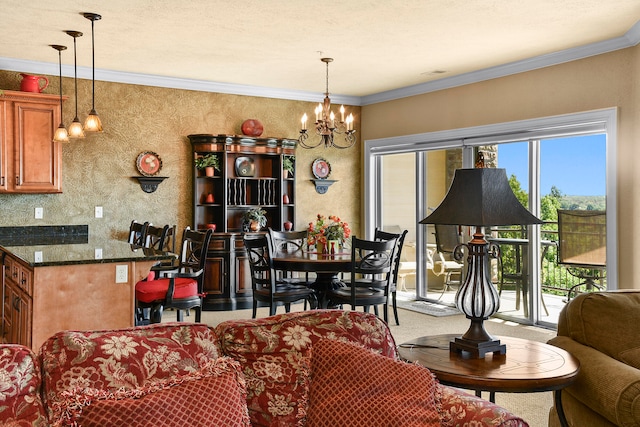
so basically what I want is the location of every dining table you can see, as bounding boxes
[271,247,352,308]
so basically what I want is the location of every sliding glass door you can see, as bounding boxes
[365,108,616,327]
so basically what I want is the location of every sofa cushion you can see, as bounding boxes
[0,344,48,426]
[215,309,398,427]
[558,291,640,368]
[40,322,221,422]
[305,339,441,427]
[54,358,250,427]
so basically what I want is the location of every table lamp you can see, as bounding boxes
[420,166,542,358]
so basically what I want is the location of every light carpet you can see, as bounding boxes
[170,304,557,427]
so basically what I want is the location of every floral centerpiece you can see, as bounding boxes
[307,214,351,252]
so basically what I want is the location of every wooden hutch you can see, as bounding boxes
[188,134,296,310]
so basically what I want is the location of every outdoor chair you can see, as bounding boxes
[431,224,463,299]
[557,209,607,300]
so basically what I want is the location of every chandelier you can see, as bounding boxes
[299,58,356,149]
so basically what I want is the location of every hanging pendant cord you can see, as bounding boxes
[73,35,79,118]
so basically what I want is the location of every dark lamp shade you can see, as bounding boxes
[420,168,542,227]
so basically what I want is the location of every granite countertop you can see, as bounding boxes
[1,238,176,267]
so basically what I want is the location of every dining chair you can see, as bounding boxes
[128,220,149,247]
[326,236,396,323]
[146,224,177,253]
[268,228,313,283]
[135,227,213,324]
[374,227,408,325]
[243,233,316,318]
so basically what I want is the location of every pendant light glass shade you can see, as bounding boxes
[50,44,69,143]
[65,30,85,139]
[82,12,103,133]
[84,109,103,132]
[68,118,85,138]
[53,124,70,143]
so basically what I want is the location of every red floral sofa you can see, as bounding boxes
[0,310,528,426]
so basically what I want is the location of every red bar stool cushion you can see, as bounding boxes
[135,277,198,303]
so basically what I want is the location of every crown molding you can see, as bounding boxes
[361,20,640,105]
[1,20,638,107]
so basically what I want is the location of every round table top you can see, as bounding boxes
[398,334,580,393]
[272,249,351,273]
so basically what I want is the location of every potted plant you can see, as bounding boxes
[282,155,294,178]
[195,153,220,177]
[242,207,267,232]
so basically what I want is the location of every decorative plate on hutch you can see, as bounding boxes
[235,156,255,177]
[136,151,163,176]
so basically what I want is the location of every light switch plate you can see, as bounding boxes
[95,206,103,218]
[95,248,103,259]
[34,251,43,263]
[35,207,43,219]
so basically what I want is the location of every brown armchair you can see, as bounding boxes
[548,291,640,426]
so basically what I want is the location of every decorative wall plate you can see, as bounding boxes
[312,158,331,179]
[136,151,162,176]
[235,156,255,177]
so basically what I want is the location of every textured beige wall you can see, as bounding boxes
[0,71,361,240]
[362,46,640,288]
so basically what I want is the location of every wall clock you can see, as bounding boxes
[136,151,163,176]
[312,158,331,179]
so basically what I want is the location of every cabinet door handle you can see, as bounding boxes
[0,176,4,186]
[15,176,20,186]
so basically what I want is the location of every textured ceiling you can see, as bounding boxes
[1,0,640,99]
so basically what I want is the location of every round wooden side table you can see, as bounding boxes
[398,334,579,427]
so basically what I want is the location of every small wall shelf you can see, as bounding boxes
[132,176,168,193]
[311,179,337,194]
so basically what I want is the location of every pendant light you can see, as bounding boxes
[65,30,85,139]
[50,44,69,143]
[82,12,103,133]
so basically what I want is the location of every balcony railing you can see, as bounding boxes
[491,225,607,298]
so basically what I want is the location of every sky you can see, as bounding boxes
[496,134,606,196]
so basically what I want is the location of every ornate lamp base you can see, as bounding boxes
[450,337,506,358]
[449,317,506,358]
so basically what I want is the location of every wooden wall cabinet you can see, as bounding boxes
[0,90,64,193]
[188,134,297,310]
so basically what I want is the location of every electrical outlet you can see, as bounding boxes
[95,206,103,218]
[35,207,43,219]
[115,265,128,283]
[94,248,103,259]
[34,251,43,263]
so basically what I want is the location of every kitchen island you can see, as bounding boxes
[1,235,175,351]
